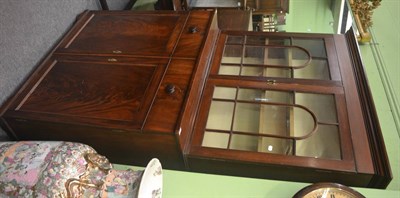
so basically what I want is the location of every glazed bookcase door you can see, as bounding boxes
[209,31,342,85]
[189,31,356,172]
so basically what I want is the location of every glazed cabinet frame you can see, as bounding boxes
[187,30,392,188]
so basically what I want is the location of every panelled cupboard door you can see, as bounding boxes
[188,31,380,186]
[3,56,168,130]
[55,11,188,57]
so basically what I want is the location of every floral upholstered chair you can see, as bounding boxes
[0,141,162,198]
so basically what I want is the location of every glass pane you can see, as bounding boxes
[230,134,258,151]
[232,102,315,137]
[206,101,234,130]
[219,64,240,75]
[264,90,293,103]
[258,137,293,155]
[227,36,243,44]
[292,107,317,138]
[213,87,236,100]
[237,88,263,101]
[237,89,293,104]
[294,59,330,80]
[259,105,291,136]
[264,68,292,78]
[296,125,341,160]
[246,36,290,45]
[295,93,338,123]
[222,45,242,64]
[292,38,326,58]
[233,103,260,133]
[244,46,310,67]
[202,131,229,149]
[219,66,292,78]
[241,66,264,76]
[243,46,265,64]
[291,47,310,65]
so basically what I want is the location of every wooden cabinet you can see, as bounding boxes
[0,10,391,188]
[0,10,220,170]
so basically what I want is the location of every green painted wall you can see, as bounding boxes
[113,0,400,197]
[357,0,400,191]
[285,0,334,33]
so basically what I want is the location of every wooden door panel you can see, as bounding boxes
[174,11,212,58]
[57,11,188,57]
[8,57,167,129]
[144,59,196,133]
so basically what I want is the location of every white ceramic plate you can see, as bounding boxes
[138,158,163,198]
